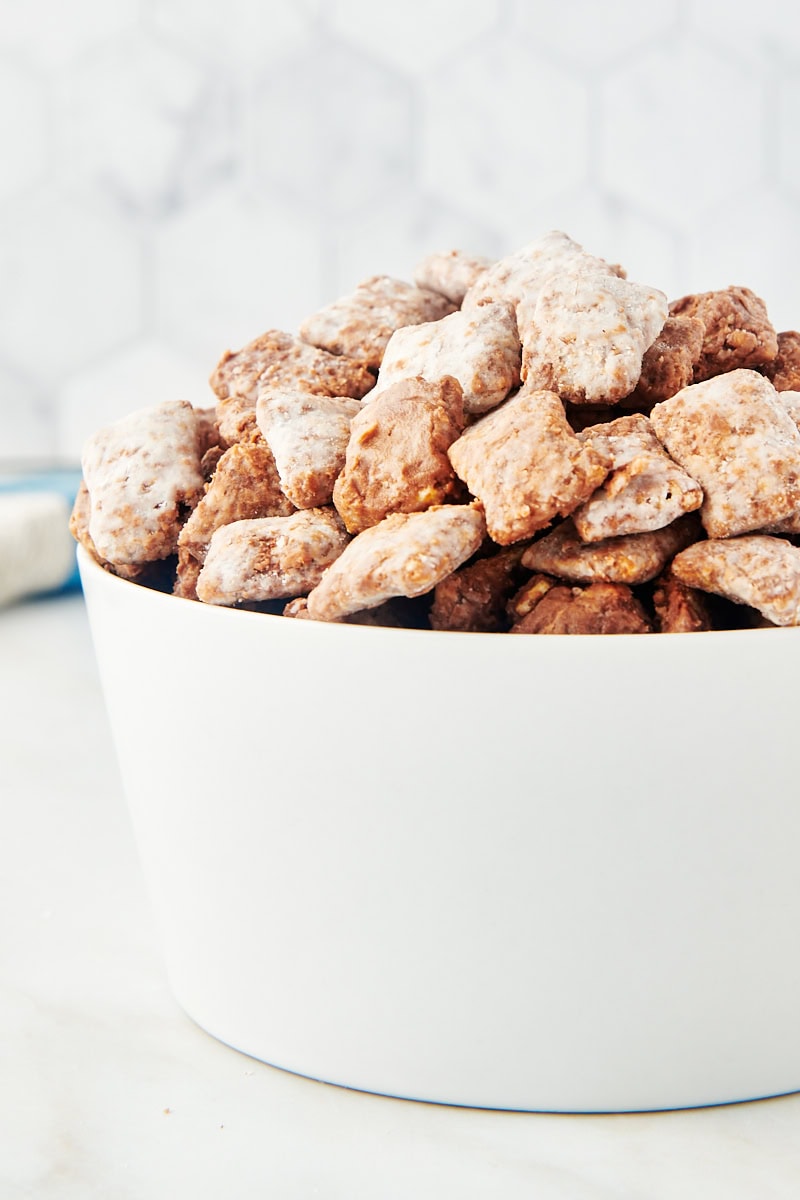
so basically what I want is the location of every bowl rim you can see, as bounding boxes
[75,543,800,645]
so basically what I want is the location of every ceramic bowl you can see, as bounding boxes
[78,545,800,1112]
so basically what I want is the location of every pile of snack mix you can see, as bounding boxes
[71,231,800,633]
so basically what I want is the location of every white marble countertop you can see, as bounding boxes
[3,591,800,1198]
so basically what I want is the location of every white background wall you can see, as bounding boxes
[2,0,800,463]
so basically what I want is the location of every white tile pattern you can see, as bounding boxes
[153,189,325,357]
[56,31,236,221]
[2,0,800,462]
[420,35,591,232]
[0,193,143,385]
[600,40,765,224]
[0,58,49,204]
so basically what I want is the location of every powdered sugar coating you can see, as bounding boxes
[178,441,295,562]
[373,301,521,415]
[299,275,456,370]
[462,230,624,311]
[671,535,800,626]
[306,504,485,621]
[519,270,668,404]
[777,389,800,428]
[522,515,700,585]
[572,413,703,541]
[196,508,349,605]
[413,249,493,305]
[82,399,204,564]
[447,388,612,545]
[210,329,374,444]
[763,390,800,532]
[650,369,800,538]
[70,480,162,583]
[256,390,362,509]
[334,375,465,534]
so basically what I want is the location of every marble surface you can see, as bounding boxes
[3,592,800,1198]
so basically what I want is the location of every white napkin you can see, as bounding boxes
[0,491,77,608]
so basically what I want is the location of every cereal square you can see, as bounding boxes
[306,504,485,621]
[428,547,525,632]
[651,572,712,633]
[82,399,205,565]
[519,270,668,404]
[669,286,778,381]
[256,390,362,509]
[299,275,456,370]
[572,413,703,541]
[413,248,493,305]
[373,300,521,415]
[179,441,295,562]
[506,573,558,625]
[210,329,374,444]
[631,315,704,406]
[196,508,349,606]
[447,388,612,544]
[173,545,202,600]
[70,480,161,583]
[649,369,800,538]
[764,330,800,391]
[671,535,800,626]
[333,375,465,534]
[521,515,699,585]
[509,582,651,635]
[462,230,624,310]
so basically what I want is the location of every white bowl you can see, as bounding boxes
[78,545,800,1112]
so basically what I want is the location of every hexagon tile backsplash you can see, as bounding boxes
[3,0,800,462]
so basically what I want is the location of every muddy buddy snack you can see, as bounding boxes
[509,582,652,635]
[429,546,526,633]
[299,275,456,370]
[521,515,699,586]
[333,375,465,534]
[669,286,778,382]
[70,479,173,588]
[306,503,485,622]
[81,400,205,565]
[518,271,668,403]
[256,391,362,510]
[652,572,712,634]
[413,249,493,305]
[373,301,521,415]
[448,387,612,544]
[210,329,375,444]
[671,536,800,627]
[73,230,800,633]
[572,414,703,541]
[650,370,800,538]
[630,315,705,406]
[196,508,349,606]
[179,441,295,563]
[765,331,800,392]
[462,230,625,310]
